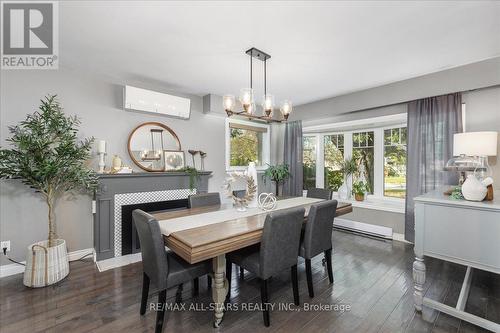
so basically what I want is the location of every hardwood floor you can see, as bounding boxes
[1,230,499,333]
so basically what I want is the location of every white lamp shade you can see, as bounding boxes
[453,131,498,156]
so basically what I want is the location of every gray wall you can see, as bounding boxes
[293,56,500,123]
[463,87,500,182]
[0,68,232,265]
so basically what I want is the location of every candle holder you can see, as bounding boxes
[199,151,207,171]
[98,152,106,173]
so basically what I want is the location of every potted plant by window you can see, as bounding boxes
[352,181,368,201]
[0,95,98,287]
[338,157,357,200]
[263,163,290,196]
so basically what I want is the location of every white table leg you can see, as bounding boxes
[212,254,228,328]
[413,256,426,312]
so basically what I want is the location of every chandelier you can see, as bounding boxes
[223,47,292,123]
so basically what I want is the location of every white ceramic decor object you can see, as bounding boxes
[461,175,487,201]
[246,162,258,208]
[23,239,69,288]
[258,193,277,211]
[338,182,349,200]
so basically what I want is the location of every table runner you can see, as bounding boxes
[158,196,323,236]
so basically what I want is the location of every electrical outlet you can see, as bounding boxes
[1,241,11,252]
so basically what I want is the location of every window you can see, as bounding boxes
[352,131,374,194]
[324,134,344,191]
[384,127,407,198]
[226,119,270,170]
[302,113,408,200]
[303,136,317,190]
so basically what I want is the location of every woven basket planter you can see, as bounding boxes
[23,239,70,288]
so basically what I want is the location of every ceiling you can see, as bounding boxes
[60,1,500,106]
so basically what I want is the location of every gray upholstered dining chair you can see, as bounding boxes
[188,192,221,288]
[306,187,333,200]
[299,200,338,298]
[225,207,305,327]
[188,192,221,208]
[133,209,211,333]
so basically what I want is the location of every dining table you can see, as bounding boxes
[151,196,352,327]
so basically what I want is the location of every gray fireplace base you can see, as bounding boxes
[94,171,211,261]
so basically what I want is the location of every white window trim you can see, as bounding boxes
[303,113,407,133]
[304,114,407,203]
[381,124,408,199]
[225,118,270,172]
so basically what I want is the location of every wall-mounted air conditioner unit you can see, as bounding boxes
[124,85,191,119]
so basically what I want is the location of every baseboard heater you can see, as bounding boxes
[333,218,393,239]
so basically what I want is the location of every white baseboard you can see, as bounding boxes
[96,253,142,272]
[0,262,25,278]
[334,218,411,244]
[392,232,412,244]
[0,247,94,278]
[68,248,95,262]
[334,218,393,238]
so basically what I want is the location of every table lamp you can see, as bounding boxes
[446,131,498,183]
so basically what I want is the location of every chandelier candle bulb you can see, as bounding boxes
[246,103,255,115]
[223,95,235,113]
[263,94,275,117]
[239,88,254,112]
[281,100,293,120]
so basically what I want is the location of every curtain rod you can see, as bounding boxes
[343,84,500,116]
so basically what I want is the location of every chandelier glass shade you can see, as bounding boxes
[263,94,275,117]
[280,100,293,120]
[239,88,254,112]
[223,94,235,112]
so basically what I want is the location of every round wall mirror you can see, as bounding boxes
[128,122,181,172]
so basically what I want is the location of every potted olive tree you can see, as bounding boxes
[0,95,98,287]
[264,163,290,196]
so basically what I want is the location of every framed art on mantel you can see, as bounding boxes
[164,150,185,171]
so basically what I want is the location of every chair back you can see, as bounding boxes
[259,207,305,279]
[188,192,221,208]
[306,187,333,200]
[133,209,168,289]
[303,200,338,259]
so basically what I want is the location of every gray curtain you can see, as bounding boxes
[282,120,303,196]
[405,93,463,242]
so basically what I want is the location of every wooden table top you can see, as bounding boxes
[152,200,352,264]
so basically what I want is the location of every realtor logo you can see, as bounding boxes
[1,1,58,69]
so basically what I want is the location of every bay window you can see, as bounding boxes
[302,116,407,201]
